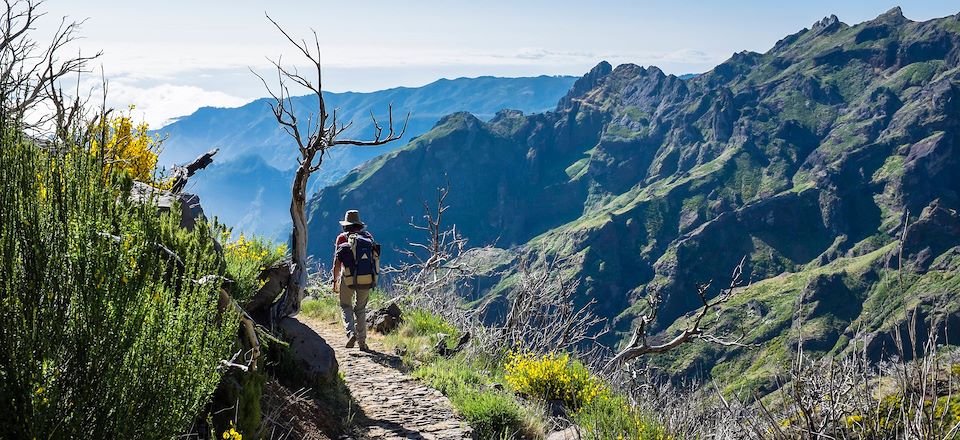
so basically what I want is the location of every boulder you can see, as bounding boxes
[245,260,292,323]
[276,317,338,384]
[366,302,403,334]
[130,182,206,231]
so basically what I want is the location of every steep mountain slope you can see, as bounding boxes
[305,9,960,391]
[157,75,577,238]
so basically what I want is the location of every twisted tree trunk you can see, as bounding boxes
[282,160,312,317]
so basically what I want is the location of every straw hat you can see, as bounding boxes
[339,209,365,227]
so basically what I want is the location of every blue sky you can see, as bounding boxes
[39,1,960,126]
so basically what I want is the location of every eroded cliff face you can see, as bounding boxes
[306,8,960,389]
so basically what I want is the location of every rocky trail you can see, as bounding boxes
[300,317,473,440]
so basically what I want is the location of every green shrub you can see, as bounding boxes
[415,356,544,439]
[413,355,487,394]
[383,308,462,365]
[402,308,460,337]
[213,369,266,437]
[454,389,525,439]
[574,393,668,440]
[222,232,287,305]
[0,122,235,438]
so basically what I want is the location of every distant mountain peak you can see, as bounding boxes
[557,61,613,110]
[435,111,483,129]
[877,6,907,23]
[811,13,844,35]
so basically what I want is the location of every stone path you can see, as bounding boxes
[302,318,472,440]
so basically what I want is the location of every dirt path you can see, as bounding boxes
[302,318,472,440]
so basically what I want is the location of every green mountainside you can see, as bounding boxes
[304,8,960,391]
[155,75,577,239]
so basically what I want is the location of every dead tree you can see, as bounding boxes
[0,0,100,130]
[169,148,218,193]
[391,182,469,297]
[254,14,407,319]
[605,256,752,370]
[495,255,608,362]
[386,183,487,337]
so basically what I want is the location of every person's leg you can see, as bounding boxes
[354,288,370,347]
[339,282,357,347]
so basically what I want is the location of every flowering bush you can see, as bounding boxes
[222,422,242,440]
[222,232,288,305]
[504,352,605,409]
[89,106,164,184]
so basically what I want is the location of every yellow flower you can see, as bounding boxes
[845,414,863,427]
[222,425,242,440]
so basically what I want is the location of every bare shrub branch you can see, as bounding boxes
[606,256,752,369]
[486,254,609,363]
[1,0,100,130]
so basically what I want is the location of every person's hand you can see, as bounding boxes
[331,279,339,293]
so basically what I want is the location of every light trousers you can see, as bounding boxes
[339,279,369,342]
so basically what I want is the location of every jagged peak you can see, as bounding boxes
[731,50,762,60]
[811,14,845,35]
[588,60,613,76]
[556,61,614,110]
[864,6,910,26]
[879,6,906,21]
[645,65,666,78]
[813,14,840,30]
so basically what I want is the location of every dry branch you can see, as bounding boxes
[606,256,752,370]
[1,0,100,130]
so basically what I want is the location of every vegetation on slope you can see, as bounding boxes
[304,8,960,395]
[0,116,236,438]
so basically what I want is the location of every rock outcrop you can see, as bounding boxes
[276,318,339,384]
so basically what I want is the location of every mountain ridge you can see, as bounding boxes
[304,8,960,392]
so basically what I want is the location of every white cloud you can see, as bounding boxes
[102,82,248,127]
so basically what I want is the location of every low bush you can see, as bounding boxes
[504,352,604,409]
[455,388,526,439]
[574,392,669,440]
[403,308,461,337]
[412,355,487,394]
[415,355,544,439]
[383,308,461,365]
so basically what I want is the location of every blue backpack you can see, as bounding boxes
[337,232,380,289]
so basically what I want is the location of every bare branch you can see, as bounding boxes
[605,256,752,370]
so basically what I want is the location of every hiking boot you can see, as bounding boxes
[358,341,370,352]
[345,334,357,348]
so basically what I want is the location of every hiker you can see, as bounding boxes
[332,209,380,351]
